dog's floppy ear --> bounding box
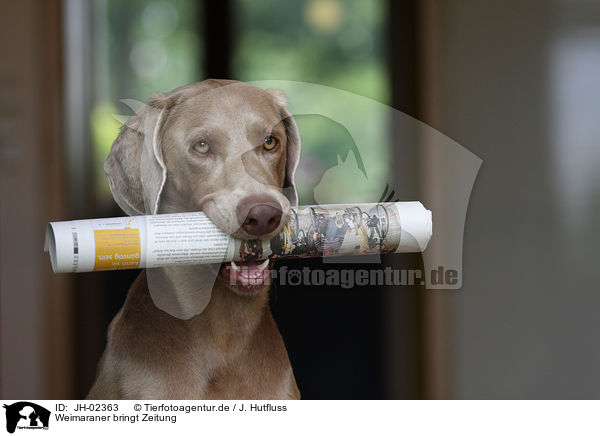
[104,90,184,215]
[266,89,301,207]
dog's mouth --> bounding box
[218,259,272,291]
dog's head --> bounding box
[105,80,301,295]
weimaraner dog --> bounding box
[87,80,301,399]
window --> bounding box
[233,0,390,205]
[89,0,202,203]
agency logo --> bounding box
[2,402,50,433]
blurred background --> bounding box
[1,0,600,399]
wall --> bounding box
[0,0,74,399]
[426,0,600,398]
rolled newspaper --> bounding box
[44,202,432,273]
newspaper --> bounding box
[44,202,432,273]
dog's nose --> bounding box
[237,195,282,237]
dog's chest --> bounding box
[126,359,291,400]
[120,339,293,400]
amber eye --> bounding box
[263,135,279,151]
[192,141,210,154]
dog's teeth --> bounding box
[257,259,270,271]
[230,261,240,272]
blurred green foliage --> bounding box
[101,0,201,101]
[90,102,121,198]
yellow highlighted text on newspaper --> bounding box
[93,228,141,270]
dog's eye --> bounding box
[192,141,210,154]
[263,136,279,151]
